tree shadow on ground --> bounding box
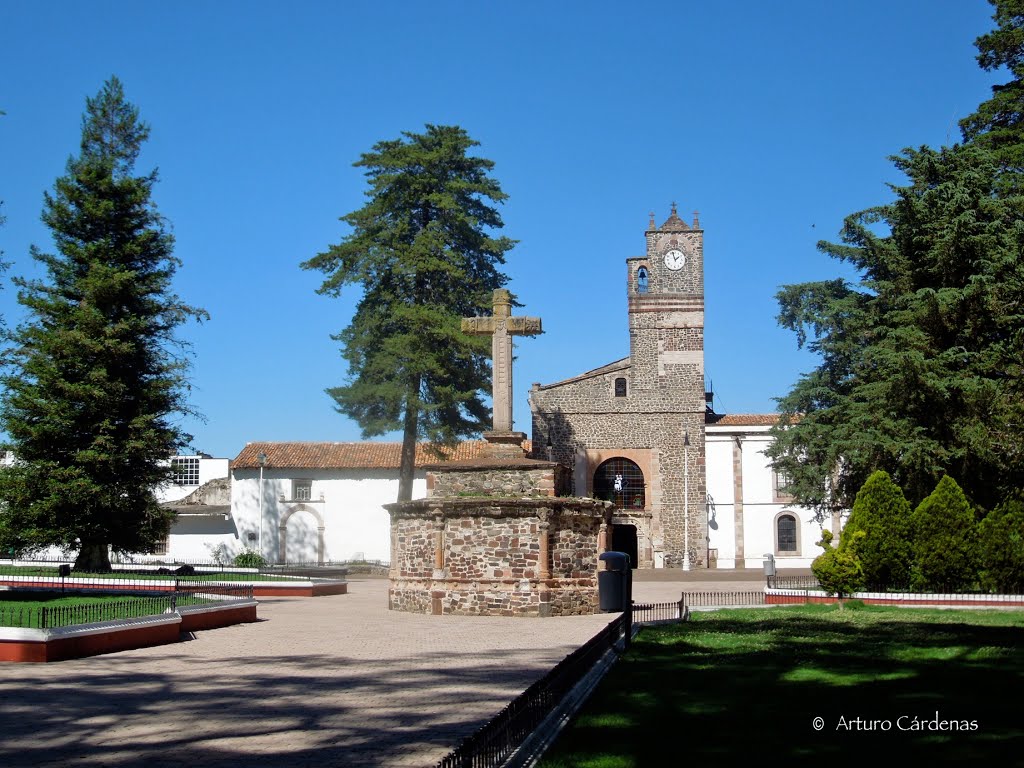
[540,607,1024,767]
[0,636,590,767]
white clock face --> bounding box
[664,248,686,271]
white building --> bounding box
[706,415,841,569]
[198,441,501,565]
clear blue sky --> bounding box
[0,0,1001,459]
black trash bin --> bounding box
[598,551,632,612]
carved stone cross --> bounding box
[462,289,542,434]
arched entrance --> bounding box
[610,523,638,569]
[593,457,646,510]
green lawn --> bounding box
[539,604,1024,767]
[0,592,213,628]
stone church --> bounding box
[529,205,836,570]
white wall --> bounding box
[706,426,836,569]
[705,435,736,566]
[230,468,425,564]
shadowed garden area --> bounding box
[539,604,1024,767]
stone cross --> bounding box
[462,289,542,434]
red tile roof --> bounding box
[231,440,530,470]
[707,413,786,426]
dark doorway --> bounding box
[611,524,638,570]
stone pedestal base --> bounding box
[482,431,528,458]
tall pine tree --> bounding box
[960,0,1024,190]
[0,78,206,571]
[302,125,514,501]
[767,142,1024,515]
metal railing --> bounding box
[436,613,629,768]
[682,590,767,608]
[632,599,687,624]
[0,580,253,629]
[0,595,176,629]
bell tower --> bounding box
[625,203,706,569]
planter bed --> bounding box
[0,597,258,662]
[0,574,346,598]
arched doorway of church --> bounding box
[593,457,645,510]
[611,523,638,570]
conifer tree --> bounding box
[960,0,1024,191]
[840,470,913,590]
[911,476,981,591]
[978,494,1024,593]
[767,143,1024,515]
[0,78,206,571]
[303,125,514,501]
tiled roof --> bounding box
[706,413,786,426]
[231,440,530,470]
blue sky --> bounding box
[0,1,1001,459]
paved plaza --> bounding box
[0,572,773,768]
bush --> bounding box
[233,550,267,568]
[911,475,980,591]
[979,495,1024,594]
[841,470,912,590]
[812,529,865,598]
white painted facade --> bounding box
[228,468,424,564]
[706,423,843,569]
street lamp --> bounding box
[257,452,268,556]
[683,429,692,571]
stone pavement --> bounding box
[0,572,778,768]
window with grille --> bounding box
[152,534,169,556]
[593,458,645,509]
[171,457,200,486]
[773,470,794,501]
[293,479,312,501]
[777,514,797,553]
[614,378,627,397]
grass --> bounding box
[538,604,1024,767]
[0,591,217,628]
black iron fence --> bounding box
[632,599,687,623]
[767,575,820,590]
[0,595,176,629]
[436,612,629,768]
[0,579,253,629]
[682,590,767,608]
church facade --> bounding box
[529,205,835,569]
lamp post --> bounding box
[683,429,692,571]
[257,452,268,557]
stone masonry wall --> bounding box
[428,467,557,499]
[387,499,607,616]
[445,514,541,580]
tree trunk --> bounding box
[397,380,421,502]
[74,542,112,573]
